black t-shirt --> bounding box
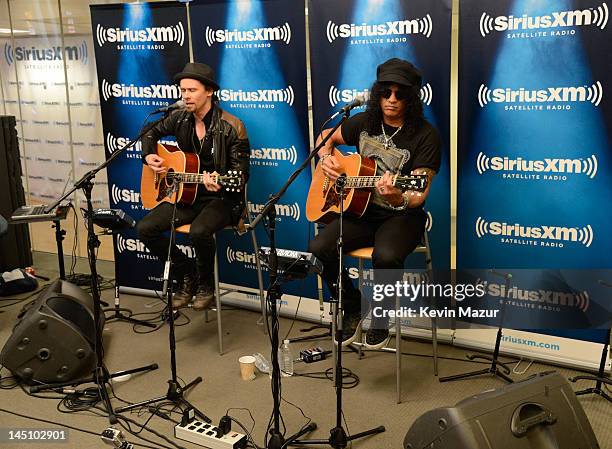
[340,112,441,175]
[339,112,441,217]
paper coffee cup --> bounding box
[239,355,256,381]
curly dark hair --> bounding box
[364,81,424,137]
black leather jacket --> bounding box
[141,104,250,223]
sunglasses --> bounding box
[381,87,409,101]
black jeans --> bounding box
[308,206,426,323]
[136,196,232,284]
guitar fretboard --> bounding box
[166,172,219,184]
[344,176,384,189]
[345,175,427,188]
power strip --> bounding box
[175,420,247,449]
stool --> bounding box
[348,229,438,404]
[175,213,265,355]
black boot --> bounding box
[192,273,215,311]
[172,271,198,308]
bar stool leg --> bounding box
[396,294,402,404]
[358,258,365,359]
[213,249,223,355]
[250,229,267,332]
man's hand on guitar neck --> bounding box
[145,154,167,174]
[202,171,221,192]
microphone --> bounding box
[153,100,185,114]
[330,95,366,120]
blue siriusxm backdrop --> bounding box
[308,0,452,271]
[190,0,315,299]
[91,2,189,290]
[458,0,612,343]
[89,0,610,348]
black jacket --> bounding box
[141,104,250,223]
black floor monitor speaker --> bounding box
[0,279,104,384]
[404,371,600,449]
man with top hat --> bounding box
[308,58,441,349]
[138,62,250,311]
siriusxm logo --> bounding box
[250,146,297,165]
[328,83,433,107]
[326,16,433,42]
[111,184,140,205]
[95,23,185,46]
[106,132,142,154]
[479,280,590,312]
[218,86,294,106]
[116,234,194,258]
[328,86,370,107]
[4,41,88,65]
[248,202,301,221]
[476,152,598,179]
[226,247,259,265]
[101,79,180,102]
[204,23,291,46]
[479,3,609,36]
[478,82,603,107]
[475,217,594,247]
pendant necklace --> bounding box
[381,122,402,150]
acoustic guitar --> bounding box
[140,143,242,210]
[306,152,428,223]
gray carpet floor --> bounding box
[0,253,610,449]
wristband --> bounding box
[388,193,409,210]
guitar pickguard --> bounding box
[322,185,348,212]
[156,170,175,202]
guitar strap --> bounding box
[359,132,410,210]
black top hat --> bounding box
[376,58,422,88]
[174,62,219,91]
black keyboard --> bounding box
[10,204,68,223]
[259,247,323,279]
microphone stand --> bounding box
[28,113,168,422]
[439,270,514,383]
[570,280,612,402]
[246,106,383,449]
[115,181,211,423]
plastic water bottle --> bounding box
[279,339,294,377]
[253,352,271,375]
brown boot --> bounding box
[172,271,198,308]
[192,283,215,311]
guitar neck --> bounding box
[342,174,427,192]
[167,172,221,184]
[343,175,392,188]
